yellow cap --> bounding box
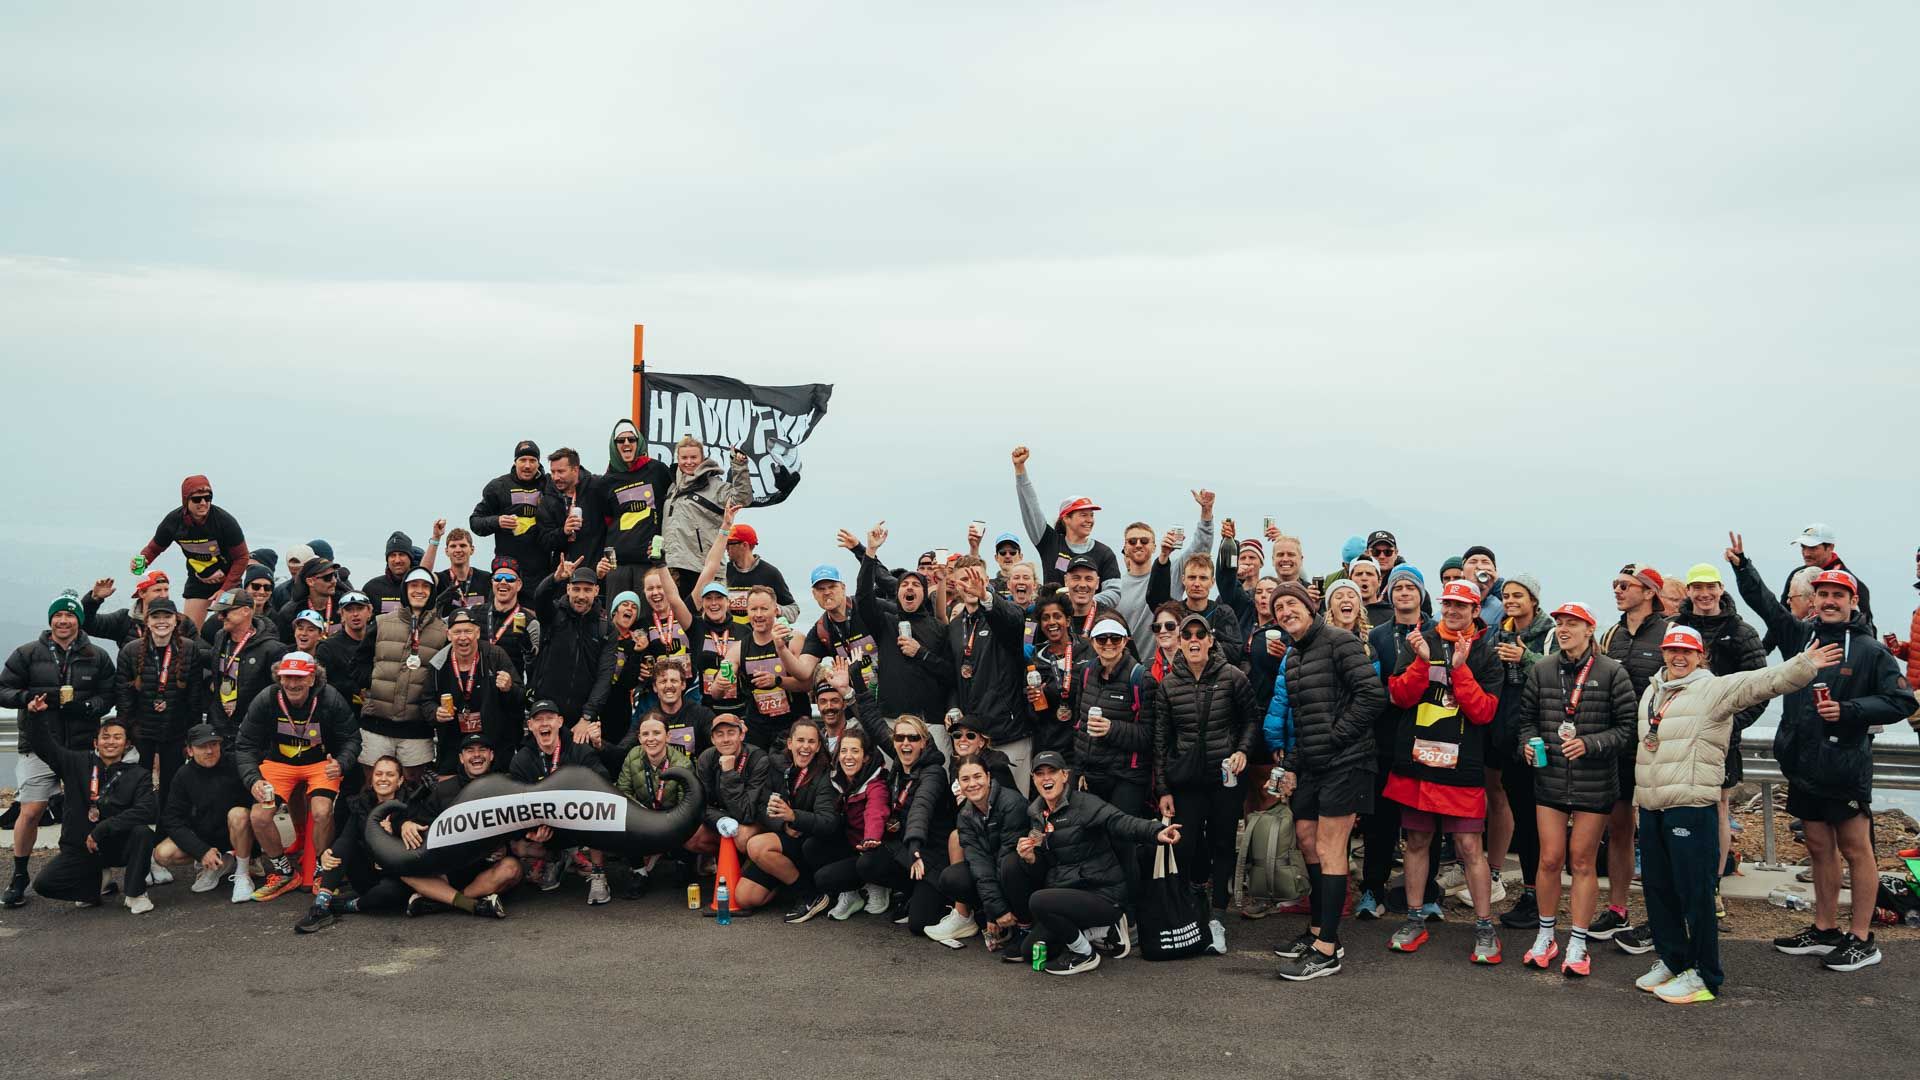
[1684,563,1722,586]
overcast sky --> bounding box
[2,3,1916,624]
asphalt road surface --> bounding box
[2,863,1915,1080]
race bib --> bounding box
[1412,738,1460,769]
[752,687,791,717]
[458,709,483,735]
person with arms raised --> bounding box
[662,434,755,602]
[1011,445,1119,589]
[946,559,1034,788]
[82,569,189,646]
[850,522,953,732]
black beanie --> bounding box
[386,531,413,557]
[1463,545,1497,565]
[514,439,540,461]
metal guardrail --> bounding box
[1740,741,1920,870]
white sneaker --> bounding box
[586,872,611,906]
[1654,968,1715,1004]
[828,890,863,921]
[191,856,232,893]
[1454,879,1507,906]
[231,872,256,904]
[146,863,174,887]
[1434,863,1466,893]
[1207,918,1227,955]
[1636,959,1678,993]
[124,893,154,914]
[862,884,891,915]
[923,909,973,942]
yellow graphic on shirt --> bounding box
[513,516,536,536]
[179,537,220,575]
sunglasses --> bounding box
[1370,546,1395,556]
[187,494,212,504]
[893,733,924,744]
[1611,580,1638,592]
[1123,537,1155,546]
[247,582,272,591]
[1180,627,1213,640]
[953,729,983,740]
[1092,635,1127,644]
[614,436,638,445]
[493,573,519,583]
[1153,621,1178,632]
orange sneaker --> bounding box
[1522,938,1559,969]
[1561,953,1592,977]
[251,872,301,903]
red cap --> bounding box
[1660,626,1705,652]
[1551,602,1598,627]
[1056,497,1101,519]
[134,569,170,595]
[727,524,759,547]
[1622,563,1664,592]
[1439,580,1482,607]
[275,653,318,679]
[1811,569,1858,595]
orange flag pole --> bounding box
[631,324,646,436]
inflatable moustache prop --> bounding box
[363,765,703,876]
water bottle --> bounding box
[1767,885,1810,911]
[716,882,732,925]
[1903,909,1920,928]
[1030,939,1047,972]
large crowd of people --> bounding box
[3,433,1915,1000]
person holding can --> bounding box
[1632,625,1836,1002]
[1511,602,1637,976]
[737,716,842,918]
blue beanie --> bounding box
[609,590,641,615]
[1341,536,1365,565]
[1387,564,1426,598]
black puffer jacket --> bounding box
[1151,652,1258,791]
[855,554,954,721]
[0,630,116,751]
[115,633,212,743]
[957,781,1031,919]
[1027,789,1165,905]
[891,742,954,862]
[207,616,288,741]
[1281,617,1387,775]
[1601,611,1670,702]
[1067,658,1154,784]
[1673,595,1769,754]
[529,574,609,721]
[694,743,773,829]
[1735,557,1912,803]
[1512,647,1637,813]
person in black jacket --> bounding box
[234,652,361,903]
[0,593,117,905]
[947,560,1034,786]
[1358,567,1433,920]
[21,711,157,912]
[1147,552,1245,669]
[206,591,287,742]
[509,702,615,903]
[539,447,608,571]
[82,569,189,646]
[314,592,376,715]
[852,528,953,734]
[1512,602,1637,974]
[529,559,610,724]
[1269,582,1388,982]
[598,419,675,598]
[395,739,520,919]
[691,711,772,861]
[470,439,556,584]
[1151,612,1258,944]
[856,714,956,935]
[739,717,842,917]
[474,558,540,682]
[114,598,210,810]
[1731,537,1912,969]
[1594,562,1670,950]
[294,753,415,932]
[932,755,1030,950]
[1068,619,1155,817]
[1012,753,1180,975]
[151,723,254,899]
[429,608,524,777]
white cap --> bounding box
[1089,618,1130,639]
[1793,523,1837,547]
[286,543,317,564]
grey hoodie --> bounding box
[663,457,755,573]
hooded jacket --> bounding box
[362,605,451,740]
[0,630,115,751]
[139,475,249,594]
[115,632,212,744]
[1280,617,1387,775]
[835,753,891,848]
[470,464,557,583]
[887,741,953,862]
[694,741,773,830]
[957,780,1032,919]
[597,420,676,566]
[1512,646,1637,813]
[206,615,287,741]
[1635,650,1819,811]
[856,554,955,722]
[1151,651,1257,791]
[663,455,754,573]
[1026,788,1165,905]
[21,712,153,853]
[1735,556,1912,802]
[232,682,362,789]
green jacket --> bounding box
[617,744,693,810]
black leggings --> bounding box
[317,854,406,910]
[1031,888,1123,953]
[806,835,861,896]
[856,841,950,934]
[138,736,187,813]
[1169,782,1241,910]
[34,830,156,901]
[936,852,1036,923]
[1501,762,1540,886]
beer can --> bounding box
[1812,682,1832,705]
[718,660,735,684]
[1527,737,1547,768]
[603,546,617,569]
[568,505,583,524]
[898,620,912,641]
[686,883,702,909]
[649,535,665,561]
[1087,707,1103,721]
[441,694,454,712]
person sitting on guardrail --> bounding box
[1728,533,1913,975]
[1633,626,1839,1004]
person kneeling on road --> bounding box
[152,722,255,903]
[391,738,519,920]
[21,709,156,913]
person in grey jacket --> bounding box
[662,435,754,600]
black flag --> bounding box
[642,373,832,507]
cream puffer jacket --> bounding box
[1634,649,1817,811]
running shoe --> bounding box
[1275,947,1342,981]
[473,894,507,919]
[862,884,891,915]
[999,927,1033,964]
[1714,886,1726,921]
[1418,900,1444,922]
[1207,918,1227,955]
[1654,968,1715,1004]
[123,893,154,915]
[827,890,864,921]
[1637,960,1677,992]
[1435,863,1466,893]
[621,873,652,901]
[586,872,611,905]
[1471,926,1502,965]
[1240,897,1276,920]
[251,872,301,903]
[192,856,232,893]
[568,849,596,877]
[1522,938,1560,969]
[1773,924,1844,956]
[1096,915,1131,959]
[784,893,832,924]
[1498,890,1539,929]
[146,863,174,887]
[1274,930,1319,959]
[1274,895,1313,915]
[1389,918,1430,953]
[1560,952,1591,977]
[1,874,28,908]
[230,871,255,904]
[404,893,448,917]
[1613,923,1655,955]
[1045,948,1101,976]
[532,858,563,892]
[1586,908,1628,940]
[294,905,336,934]
[1822,934,1883,972]
[1354,890,1382,920]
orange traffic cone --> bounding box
[707,835,742,911]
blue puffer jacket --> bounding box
[1263,646,1382,761]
